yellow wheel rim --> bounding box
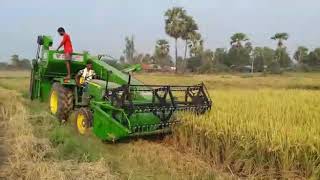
[77,113,87,135]
[50,90,58,114]
[79,77,85,84]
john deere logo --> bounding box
[53,53,83,61]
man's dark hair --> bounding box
[87,59,93,65]
[57,27,65,33]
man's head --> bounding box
[57,27,65,36]
[86,60,93,70]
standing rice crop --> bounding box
[174,89,320,179]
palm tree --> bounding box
[155,39,170,57]
[165,7,186,73]
[188,32,203,57]
[123,36,135,64]
[271,33,289,48]
[230,33,249,48]
[154,39,171,67]
[294,46,308,64]
[181,15,198,59]
[271,33,289,65]
[229,33,250,66]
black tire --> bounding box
[74,108,93,135]
[49,82,74,121]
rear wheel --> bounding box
[49,83,74,121]
[75,108,93,135]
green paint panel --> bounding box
[41,50,87,77]
[129,113,161,129]
[92,58,143,86]
[40,81,52,102]
[88,80,122,101]
[92,105,130,141]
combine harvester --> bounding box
[30,35,212,141]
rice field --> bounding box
[136,73,320,179]
[173,90,320,178]
[1,71,320,179]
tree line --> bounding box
[120,7,320,73]
[0,55,31,70]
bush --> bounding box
[212,63,231,72]
[267,61,282,74]
[50,126,100,162]
[291,64,312,72]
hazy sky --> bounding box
[0,0,319,62]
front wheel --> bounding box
[75,108,93,135]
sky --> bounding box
[0,0,319,62]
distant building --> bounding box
[141,64,161,72]
[141,64,175,72]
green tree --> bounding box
[252,47,264,72]
[9,55,31,69]
[188,32,203,57]
[154,39,172,67]
[261,47,275,66]
[294,46,309,64]
[307,48,320,66]
[252,47,275,72]
[155,39,170,57]
[20,59,31,69]
[275,47,291,67]
[271,33,289,48]
[227,33,251,67]
[271,33,291,68]
[186,56,201,72]
[230,33,249,47]
[165,7,187,72]
[123,36,135,64]
[10,54,20,67]
[214,48,228,65]
[198,49,214,73]
[181,15,198,59]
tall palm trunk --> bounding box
[175,38,178,73]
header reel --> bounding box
[107,83,212,122]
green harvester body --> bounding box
[30,35,212,141]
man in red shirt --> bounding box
[56,27,73,80]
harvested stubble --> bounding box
[174,89,320,179]
[0,88,117,180]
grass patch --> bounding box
[50,126,101,162]
[24,100,103,162]
[240,73,254,78]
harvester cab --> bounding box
[30,35,212,141]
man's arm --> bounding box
[92,71,97,79]
[56,35,66,51]
[75,70,83,86]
